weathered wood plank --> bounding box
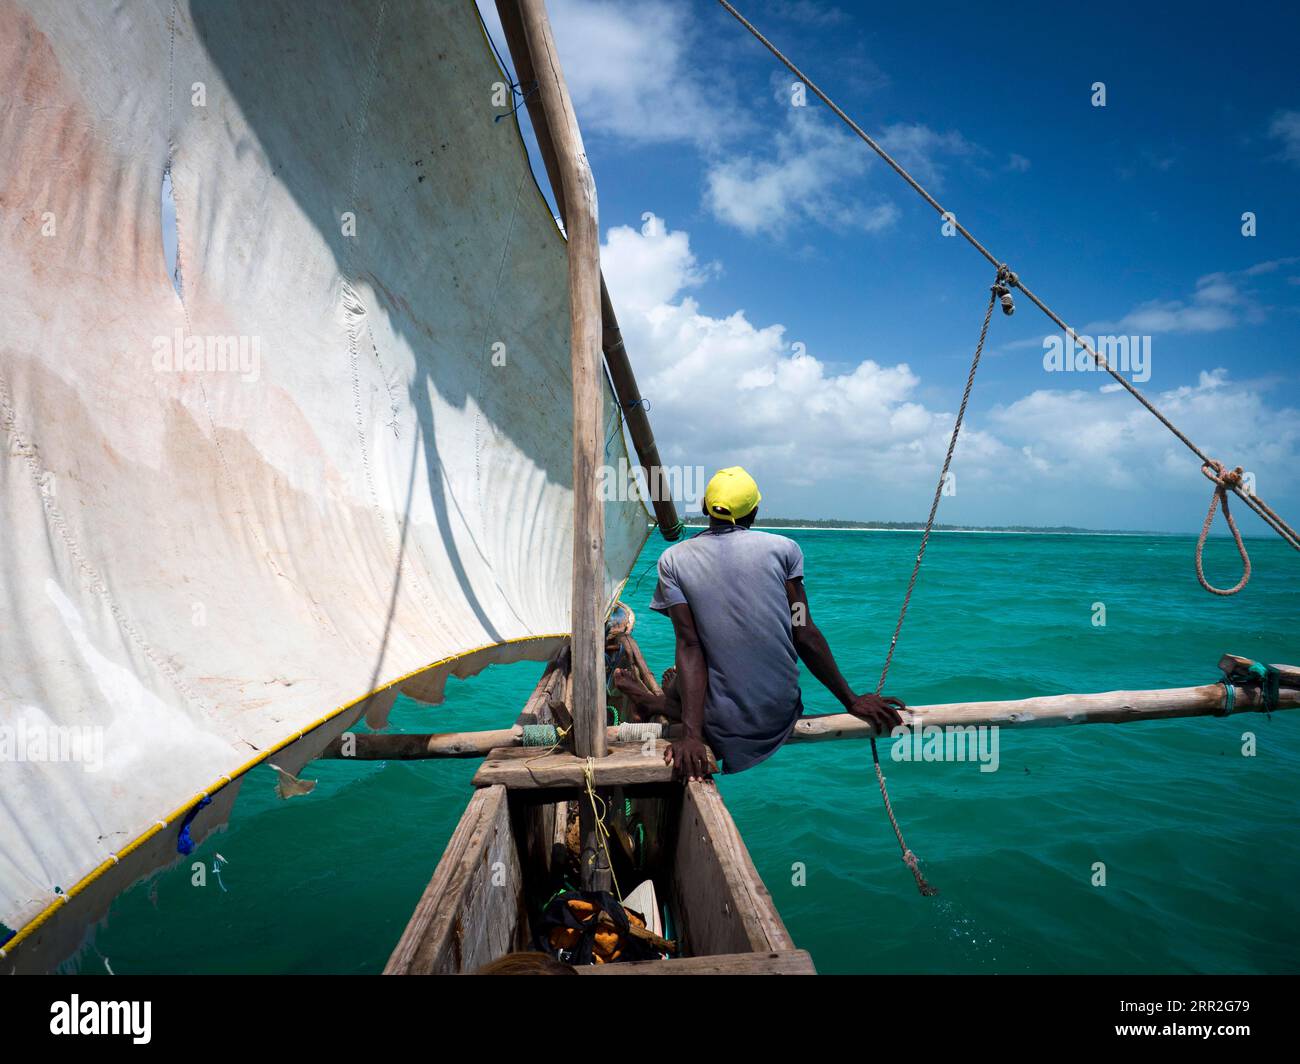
[321,722,661,761]
[321,727,522,760]
[1218,654,1300,688]
[472,741,715,789]
[672,781,795,956]
[577,950,816,975]
[384,786,524,975]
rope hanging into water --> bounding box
[715,0,1300,590]
[863,273,1002,897]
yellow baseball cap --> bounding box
[704,466,762,523]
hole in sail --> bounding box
[160,166,182,299]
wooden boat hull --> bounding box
[384,778,814,975]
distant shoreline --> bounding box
[675,519,1209,537]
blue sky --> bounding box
[479,0,1299,533]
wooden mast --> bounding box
[495,0,682,542]
[511,0,610,890]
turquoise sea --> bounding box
[77,531,1299,974]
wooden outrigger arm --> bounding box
[320,659,1299,765]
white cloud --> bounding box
[602,217,1299,526]
[602,214,1005,498]
[703,108,900,237]
[875,123,977,187]
[475,0,733,146]
[1089,266,1275,335]
[544,0,735,146]
[990,368,1300,499]
[600,215,714,311]
[1268,109,1300,165]
[702,99,977,239]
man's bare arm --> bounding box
[664,602,712,780]
[785,578,904,732]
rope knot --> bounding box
[1202,460,1244,491]
[992,265,1016,315]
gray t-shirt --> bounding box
[650,527,804,772]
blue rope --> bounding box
[176,795,212,855]
[603,398,652,456]
[494,81,538,123]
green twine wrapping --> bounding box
[521,724,559,747]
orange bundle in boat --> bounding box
[548,926,581,951]
[537,889,660,966]
[565,898,596,921]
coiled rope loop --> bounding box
[1195,460,1251,596]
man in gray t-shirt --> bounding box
[626,467,904,779]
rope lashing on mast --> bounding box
[583,758,623,901]
[714,0,1300,593]
[863,269,1006,897]
[1195,461,1251,595]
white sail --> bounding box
[0,0,649,972]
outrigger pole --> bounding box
[321,657,1300,762]
[495,0,682,542]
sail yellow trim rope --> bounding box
[0,632,568,962]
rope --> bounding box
[715,0,1300,573]
[493,81,538,123]
[1261,665,1281,713]
[1195,462,1251,595]
[860,274,1001,897]
[583,758,622,901]
[616,722,662,742]
[524,723,569,762]
[175,794,213,856]
[521,723,560,746]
